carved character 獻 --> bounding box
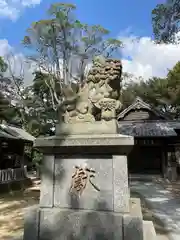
[70,166,100,197]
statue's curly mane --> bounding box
[62,56,122,123]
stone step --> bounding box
[155,236,169,240]
[143,220,157,240]
[130,197,143,219]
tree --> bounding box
[0,53,44,132]
[121,62,180,118]
[0,53,34,127]
[0,56,9,95]
[29,71,58,136]
[152,0,180,43]
[121,78,146,109]
[0,53,56,136]
[165,61,180,116]
[0,56,14,122]
[0,56,8,75]
[0,93,11,123]
[122,75,173,111]
[22,2,123,110]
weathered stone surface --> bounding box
[121,197,144,240]
[123,214,144,240]
[40,155,55,207]
[23,202,146,240]
[54,155,113,211]
[35,134,134,149]
[53,154,130,213]
[113,155,129,213]
[23,206,39,240]
[36,134,134,215]
[39,208,123,240]
[130,198,143,219]
[143,221,156,240]
[60,57,122,127]
[55,120,118,135]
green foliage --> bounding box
[122,61,180,118]
[17,71,59,137]
[122,77,170,110]
[33,71,61,98]
[152,1,180,43]
[32,150,43,167]
[0,56,8,75]
[0,92,11,122]
[0,56,15,122]
[166,61,180,115]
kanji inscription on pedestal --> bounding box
[70,165,100,196]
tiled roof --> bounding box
[118,121,180,137]
[0,129,17,139]
[7,125,35,142]
[0,124,35,142]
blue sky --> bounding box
[1,0,179,84]
[0,0,165,48]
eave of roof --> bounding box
[0,129,17,139]
[0,124,35,142]
[118,121,180,137]
[117,97,171,121]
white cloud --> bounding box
[0,39,34,86]
[22,0,41,6]
[1,30,180,88]
[0,0,42,20]
[0,39,12,55]
[121,33,180,82]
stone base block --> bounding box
[23,206,146,240]
[143,221,157,240]
[130,198,143,219]
[123,214,144,240]
[23,206,39,240]
[55,121,118,135]
[39,208,123,240]
[24,207,123,240]
[122,198,144,240]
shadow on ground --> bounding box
[131,190,170,236]
[130,175,180,240]
[0,187,39,240]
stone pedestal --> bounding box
[23,134,154,240]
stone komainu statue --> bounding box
[61,56,122,124]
